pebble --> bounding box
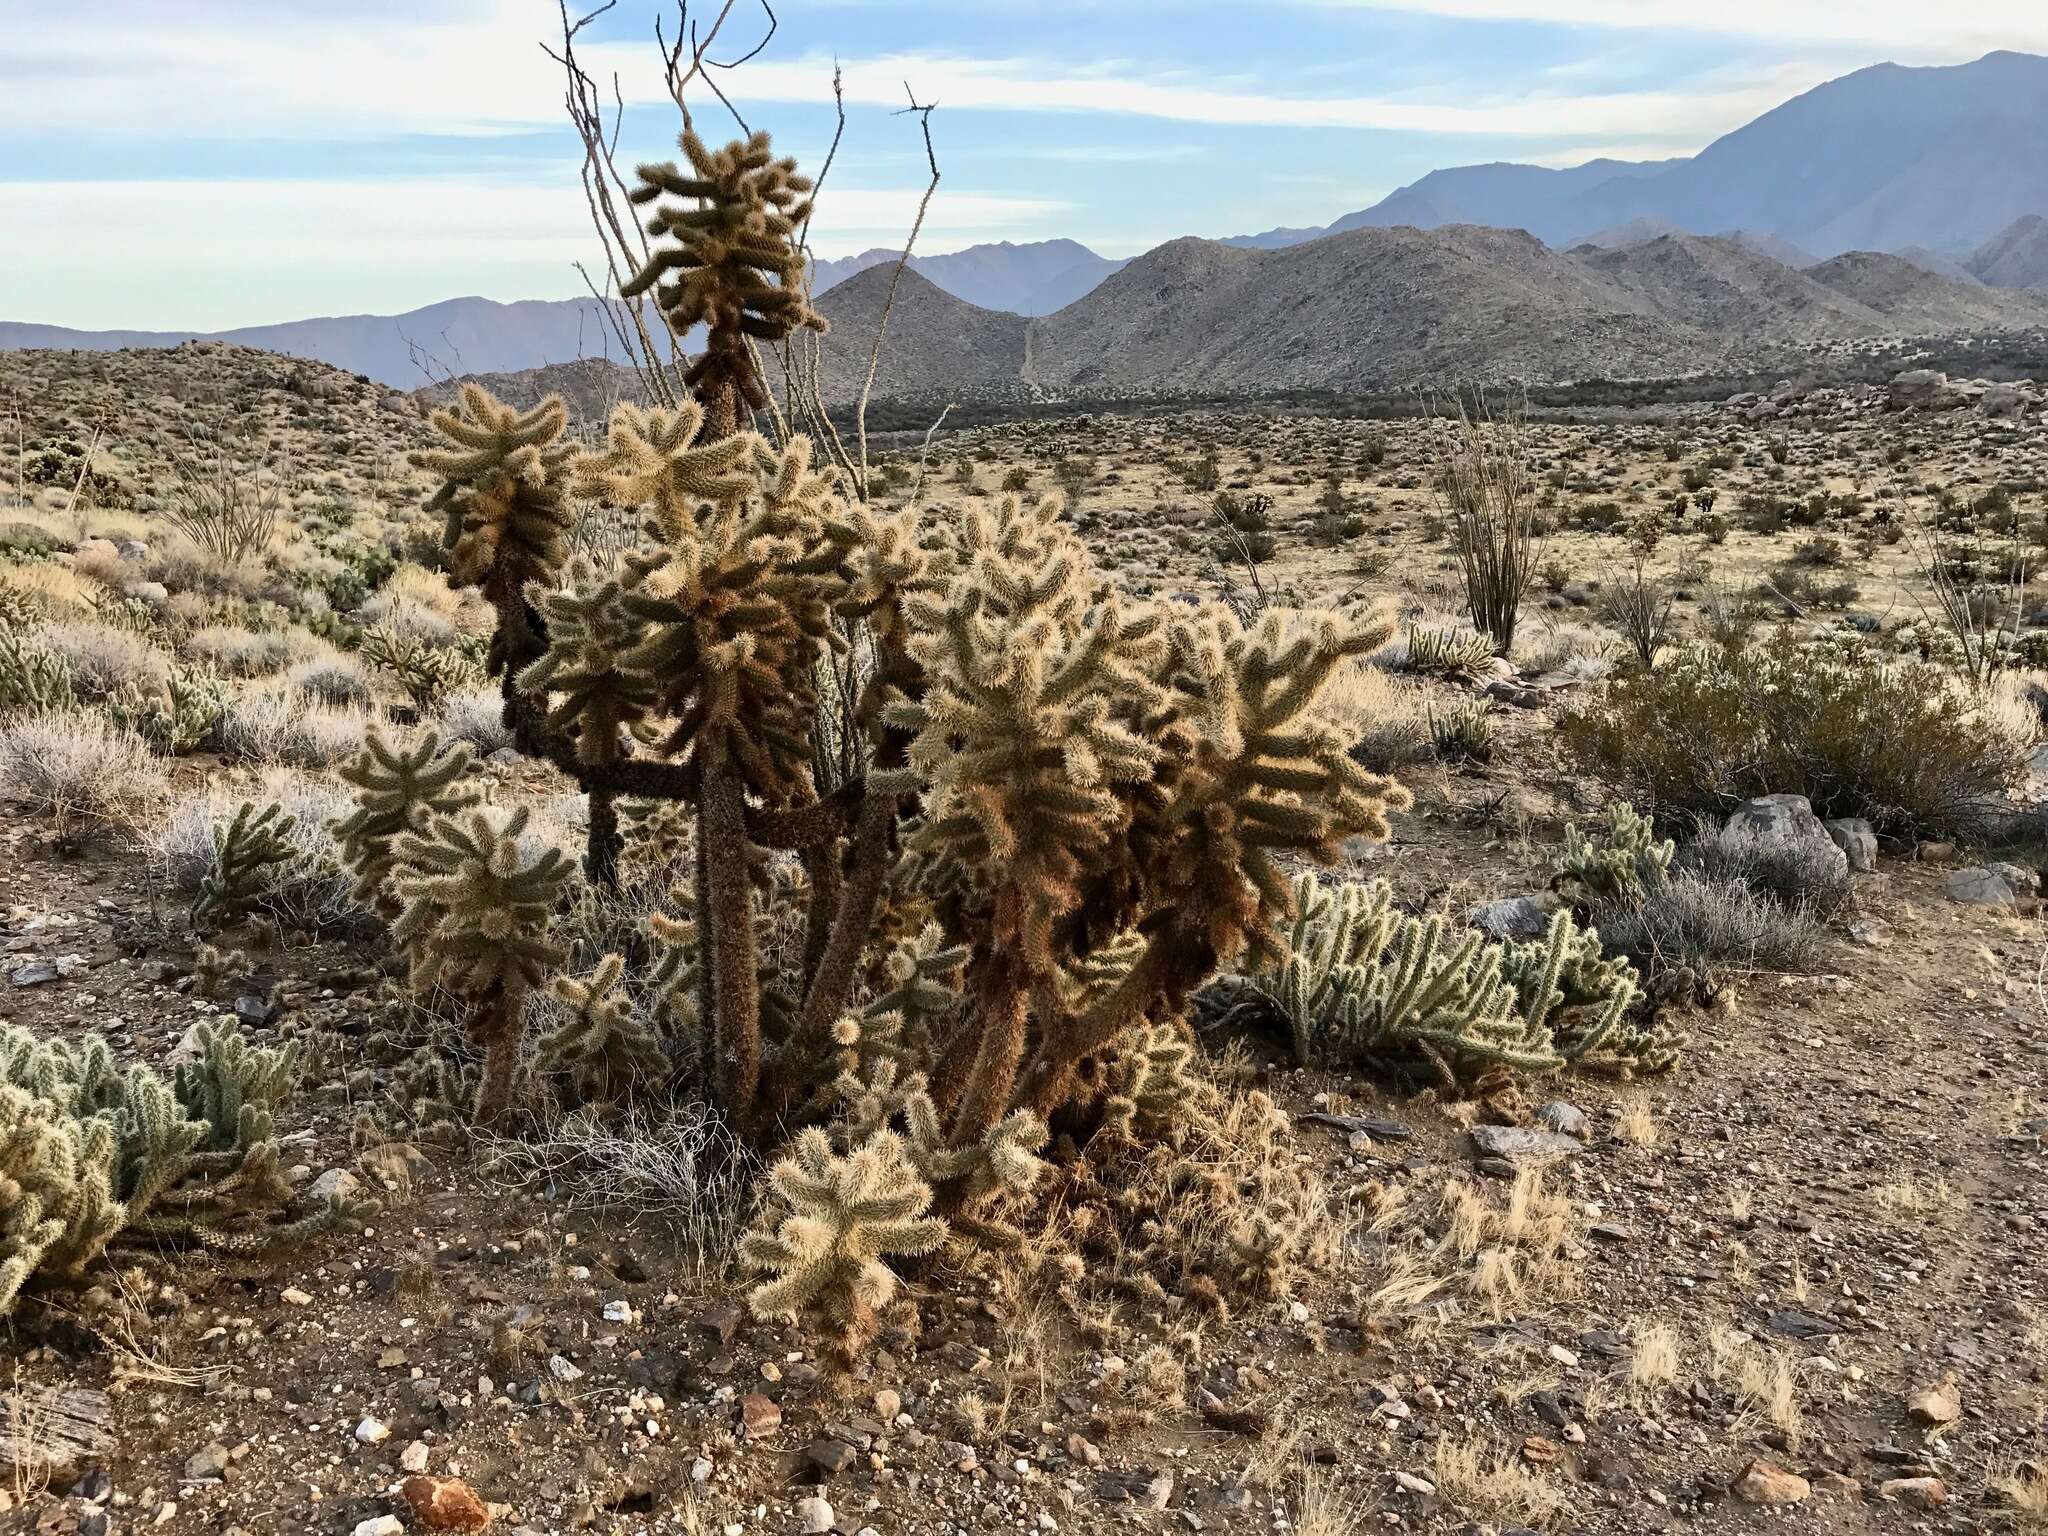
[351,1519,404,1536]
[355,1416,391,1445]
[183,1444,230,1482]
[280,1287,313,1307]
[796,1495,835,1534]
[400,1440,431,1473]
[400,1474,491,1531]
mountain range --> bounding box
[7,50,2048,391]
[785,226,2048,405]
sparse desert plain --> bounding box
[0,328,2046,1536]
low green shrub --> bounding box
[1561,631,2026,839]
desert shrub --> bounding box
[0,1018,365,1314]
[286,652,376,708]
[1561,632,2027,839]
[182,623,313,678]
[37,620,171,702]
[218,691,371,767]
[1515,618,1617,680]
[1594,870,1830,989]
[0,710,167,843]
[436,685,515,756]
[1241,873,1673,1084]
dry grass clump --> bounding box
[0,710,168,841]
[1357,1170,1582,1335]
[1628,1320,1681,1394]
[37,620,171,701]
[285,652,376,708]
[0,561,98,618]
[1995,1462,2048,1532]
[1708,1324,1804,1448]
[1432,1432,1563,1528]
[216,690,374,767]
[357,562,486,645]
[182,623,320,678]
[1596,869,1831,987]
[436,686,515,756]
[1294,1464,1366,1536]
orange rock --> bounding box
[401,1475,490,1532]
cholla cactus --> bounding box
[1251,872,1669,1086]
[0,1020,362,1313]
[0,624,73,716]
[108,663,227,754]
[332,730,478,914]
[193,801,297,931]
[620,128,826,431]
[390,807,574,1123]
[535,953,668,1104]
[1553,802,1674,905]
[410,385,576,597]
[1404,624,1495,682]
[740,1125,946,1381]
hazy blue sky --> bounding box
[6,1,2045,329]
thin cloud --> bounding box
[0,178,1073,330]
[1314,1,2048,59]
[5,3,1815,149]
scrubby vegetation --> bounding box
[2,39,2047,1536]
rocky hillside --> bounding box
[1804,250,2048,331]
[1569,235,1877,343]
[1970,214,2048,290]
[795,265,1031,407]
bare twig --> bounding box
[853,84,941,498]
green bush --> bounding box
[1561,631,2026,839]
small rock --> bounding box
[1392,1470,1435,1495]
[280,1287,313,1307]
[872,1388,902,1420]
[1468,895,1556,941]
[1469,1125,1583,1166]
[1879,1476,1947,1509]
[1907,1378,1961,1426]
[795,1495,835,1535]
[355,1416,391,1445]
[183,1444,230,1482]
[545,1354,583,1383]
[1534,1101,1588,1138]
[400,1441,431,1474]
[1948,865,2023,907]
[351,1519,404,1536]
[311,1168,361,1202]
[740,1392,782,1438]
[1731,1458,1810,1505]
[10,962,59,988]
[401,1475,492,1531]
[1823,818,1877,873]
[806,1438,857,1477]
[1299,1112,1413,1142]
[601,1300,633,1325]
